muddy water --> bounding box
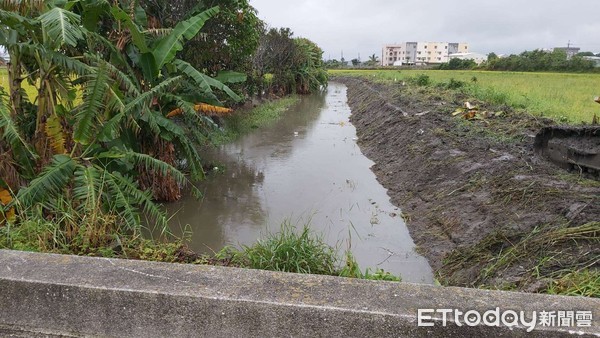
[167,82,434,283]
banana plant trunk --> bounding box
[7,50,22,119]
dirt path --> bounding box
[336,77,599,293]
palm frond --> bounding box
[105,170,168,232]
[153,6,219,69]
[74,62,110,145]
[45,48,93,76]
[95,114,123,144]
[0,9,38,34]
[123,75,182,116]
[175,136,205,182]
[105,86,126,114]
[39,7,84,48]
[103,171,141,231]
[73,164,102,214]
[124,150,187,187]
[173,59,241,102]
[214,70,247,84]
[17,154,76,206]
[85,53,141,97]
[0,95,37,159]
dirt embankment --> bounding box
[337,77,599,293]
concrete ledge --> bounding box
[0,250,598,337]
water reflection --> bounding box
[166,83,434,283]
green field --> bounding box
[330,69,600,123]
[0,68,38,101]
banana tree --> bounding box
[107,3,245,201]
[0,0,246,242]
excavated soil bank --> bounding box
[337,77,599,293]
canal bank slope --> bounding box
[337,77,600,294]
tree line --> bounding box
[438,49,598,72]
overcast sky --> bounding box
[249,0,600,60]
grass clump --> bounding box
[235,221,338,275]
[547,269,600,298]
[229,221,401,281]
[233,221,338,275]
[210,96,299,145]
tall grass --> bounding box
[330,69,600,123]
[234,220,338,275]
[228,221,401,281]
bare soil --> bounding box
[336,77,600,292]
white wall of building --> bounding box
[382,42,469,66]
[448,52,486,65]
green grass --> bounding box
[547,269,600,298]
[330,69,600,123]
[225,221,401,281]
[232,221,339,275]
[209,95,300,145]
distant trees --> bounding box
[483,49,595,72]
[324,59,342,69]
[577,51,595,57]
[363,54,380,67]
[438,58,477,70]
[324,53,380,69]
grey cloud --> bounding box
[250,0,599,60]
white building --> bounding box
[382,42,469,66]
[447,52,487,65]
[582,56,600,67]
[0,46,9,64]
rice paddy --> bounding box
[330,69,600,123]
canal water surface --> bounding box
[167,82,434,284]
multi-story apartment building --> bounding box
[382,42,469,66]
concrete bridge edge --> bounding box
[0,250,598,337]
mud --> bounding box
[336,77,600,292]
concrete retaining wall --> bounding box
[0,250,598,337]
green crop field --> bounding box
[330,69,600,123]
[0,68,39,100]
